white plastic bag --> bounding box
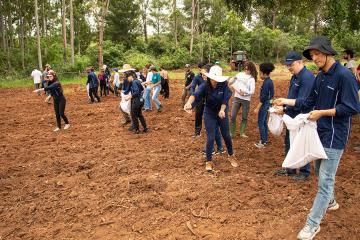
[120,92,131,115]
[282,114,327,169]
[86,84,90,98]
[267,107,284,136]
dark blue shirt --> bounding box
[295,61,360,149]
[286,66,315,118]
[130,79,144,98]
[190,74,205,95]
[44,81,64,101]
[87,72,98,88]
[260,77,274,104]
[192,81,232,115]
[122,78,131,94]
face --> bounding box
[309,49,327,69]
[210,79,217,86]
[244,66,250,74]
[48,75,54,81]
[127,75,134,81]
[259,71,266,80]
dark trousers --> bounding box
[195,99,205,135]
[204,111,233,162]
[284,129,311,176]
[258,101,270,144]
[100,82,107,96]
[89,87,100,102]
[54,97,69,128]
[130,97,147,131]
[161,79,170,98]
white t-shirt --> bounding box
[113,72,120,87]
[232,72,255,101]
[146,72,153,83]
[31,69,42,84]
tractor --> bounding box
[230,51,247,71]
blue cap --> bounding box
[113,68,118,72]
[284,51,302,65]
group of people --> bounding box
[183,36,360,240]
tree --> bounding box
[189,0,195,55]
[138,0,150,43]
[98,0,109,69]
[61,0,67,62]
[70,0,74,65]
[35,0,42,69]
[149,0,170,35]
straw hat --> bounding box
[119,64,135,73]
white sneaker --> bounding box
[53,127,60,132]
[254,142,266,148]
[327,199,339,211]
[64,124,70,130]
[297,224,320,240]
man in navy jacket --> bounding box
[274,36,360,240]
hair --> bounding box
[145,64,151,69]
[202,64,213,73]
[198,62,205,69]
[259,62,275,75]
[344,49,354,58]
[125,70,137,79]
[244,61,258,81]
[50,72,63,92]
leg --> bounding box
[218,114,233,155]
[181,88,187,107]
[204,113,216,162]
[130,99,140,131]
[138,101,147,130]
[164,80,169,98]
[214,126,223,151]
[230,98,241,137]
[152,85,162,109]
[89,88,95,102]
[94,87,101,102]
[59,97,69,124]
[240,99,250,136]
[306,148,343,228]
[194,99,205,135]
[53,100,61,128]
[258,103,269,144]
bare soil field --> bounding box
[1,74,360,240]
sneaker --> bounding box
[254,142,266,148]
[227,154,239,168]
[274,169,288,176]
[192,133,201,138]
[292,174,309,181]
[297,224,320,240]
[214,149,226,155]
[143,127,149,133]
[64,124,70,130]
[121,120,131,126]
[202,150,215,155]
[53,127,60,132]
[327,199,339,211]
[205,161,214,172]
[240,134,248,138]
[133,129,140,134]
[157,106,163,112]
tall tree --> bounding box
[172,0,178,46]
[98,0,109,69]
[35,0,42,69]
[70,0,75,65]
[189,0,195,55]
[149,0,169,35]
[139,0,150,43]
[61,0,67,62]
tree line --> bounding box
[0,0,359,76]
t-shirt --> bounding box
[113,72,120,87]
[152,72,161,84]
[31,69,42,84]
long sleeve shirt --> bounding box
[87,72,98,88]
[44,81,64,101]
[185,71,195,87]
[285,66,315,118]
[130,79,144,98]
[232,72,255,101]
[190,74,205,95]
[259,77,274,104]
[122,78,131,94]
[192,82,232,115]
[295,61,360,149]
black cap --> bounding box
[303,36,337,60]
[284,51,302,65]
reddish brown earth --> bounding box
[1,75,360,240]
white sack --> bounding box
[268,107,284,136]
[120,92,131,115]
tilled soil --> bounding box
[1,76,360,240]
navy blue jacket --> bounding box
[44,82,64,101]
[286,66,315,118]
[192,81,232,115]
[87,72,98,88]
[260,77,274,104]
[122,78,131,94]
[295,61,360,149]
[130,79,144,98]
[190,74,205,95]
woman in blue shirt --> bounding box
[184,65,238,172]
[254,63,275,148]
[149,66,163,112]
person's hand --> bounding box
[218,110,225,119]
[274,106,284,115]
[273,98,287,106]
[254,108,259,114]
[308,110,323,121]
[184,102,193,113]
[239,90,246,96]
[33,88,44,93]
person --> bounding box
[143,64,153,111]
[119,64,136,129]
[160,67,170,99]
[343,49,357,76]
[190,63,206,137]
[42,64,52,103]
[149,66,163,112]
[228,61,257,138]
[123,71,148,134]
[113,68,120,97]
[184,65,239,172]
[103,65,112,95]
[86,67,100,103]
[31,68,42,96]
[273,36,360,240]
[254,63,275,148]
[182,64,194,107]
[272,51,316,181]
[98,68,107,97]
[34,70,70,131]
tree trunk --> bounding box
[78,20,81,55]
[20,8,25,70]
[0,1,5,51]
[42,1,46,36]
[98,0,109,69]
[141,0,149,43]
[35,0,42,69]
[190,0,195,55]
[70,0,74,65]
[62,0,67,63]
[196,0,200,36]
[173,0,178,47]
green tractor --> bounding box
[230,51,247,71]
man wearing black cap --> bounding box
[274,36,360,240]
[274,51,315,181]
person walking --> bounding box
[182,64,194,107]
[34,70,70,131]
[98,68,107,97]
[143,64,153,111]
[274,36,360,240]
[31,68,42,96]
[42,64,52,103]
[86,67,100,103]
[254,63,275,148]
[228,61,258,138]
[184,65,238,172]
[113,68,120,97]
[149,66,163,112]
[274,51,315,181]
[160,67,170,99]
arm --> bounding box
[44,82,60,91]
[241,78,255,96]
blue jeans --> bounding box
[152,85,162,109]
[306,148,344,228]
[204,111,233,162]
[285,129,311,176]
[257,101,270,144]
[143,86,152,110]
[203,126,223,153]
